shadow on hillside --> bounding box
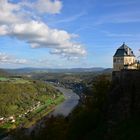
[0,127,10,139]
[0,115,66,140]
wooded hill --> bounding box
[0,80,61,117]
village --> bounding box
[0,101,41,126]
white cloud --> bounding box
[5,21,86,57]
[20,0,62,14]
[0,53,27,64]
[0,25,8,35]
[0,0,21,24]
[50,44,86,58]
[0,0,86,59]
[34,0,62,14]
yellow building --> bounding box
[113,43,137,71]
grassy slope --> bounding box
[0,78,64,132]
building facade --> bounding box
[113,43,137,71]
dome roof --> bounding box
[114,43,135,57]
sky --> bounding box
[0,0,140,68]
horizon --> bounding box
[0,66,110,70]
[0,0,140,68]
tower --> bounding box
[113,43,137,71]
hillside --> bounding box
[0,77,65,139]
[10,71,140,140]
[0,79,62,117]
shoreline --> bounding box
[22,95,65,128]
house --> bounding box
[0,117,4,125]
[11,119,16,123]
[0,117,4,121]
[8,116,16,123]
[113,43,138,71]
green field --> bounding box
[0,77,30,83]
[0,77,8,81]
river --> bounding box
[50,86,80,116]
[26,86,80,135]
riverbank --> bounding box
[22,94,65,128]
[0,94,65,138]
[1,86,80,140]
[23,87,80,137]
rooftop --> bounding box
[114,43,135,57]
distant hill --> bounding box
[5,67,106,74]
[0,69,10,77]
[102,68,112,73]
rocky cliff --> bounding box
[106,70,140,139]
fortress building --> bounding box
[113,43,137,71]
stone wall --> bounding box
[109,70,140,122]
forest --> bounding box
[0,80,62,117]
[10,74,140,140]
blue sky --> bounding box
[0,0,140,68]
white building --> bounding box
[113,43,137,71]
